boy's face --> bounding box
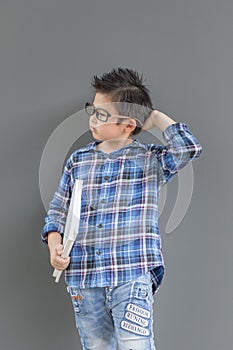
[88,93,136,141]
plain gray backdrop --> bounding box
[0,1,232,349]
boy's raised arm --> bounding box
[143,109,203,187]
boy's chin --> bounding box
[92,134,103,141]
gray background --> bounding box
[0,0,232,349]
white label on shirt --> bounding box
[121,320,150,336]
[126,303,150,319]
[125,311,149,327]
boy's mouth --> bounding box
[91,127,97,133]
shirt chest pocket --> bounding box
[84,158,148,209]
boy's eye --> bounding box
[98,110,108,116]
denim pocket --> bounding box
[131,280,150,300]
[68,287,87,316]
[129,273,153,306]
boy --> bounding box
[41,67,202,350]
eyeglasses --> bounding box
[84,102,143,126]
[85,102,111,122]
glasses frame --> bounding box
[84,102,144,127]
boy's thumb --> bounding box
[56,245,63,255]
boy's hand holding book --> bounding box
[48,232,70,271]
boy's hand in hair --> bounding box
[142,110,160,131]
[142,109,177,132]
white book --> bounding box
[53,179,83,283]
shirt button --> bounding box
[101,199,106,203]
[96,250,101,255]
[97,223,103,228]
[104,176,109,180]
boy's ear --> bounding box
[125,118,137,131]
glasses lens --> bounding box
[96,110,109,122]
[85,103,95,116]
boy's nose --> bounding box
[90,114,98,124]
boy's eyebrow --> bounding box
[94,103,111,110]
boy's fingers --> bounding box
[56,255,70,263]
[50,244,70,269]
[53,256,70,270]
[56,245,63,255]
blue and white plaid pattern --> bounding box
[42,123,202,293]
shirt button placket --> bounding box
[97,218,103,258]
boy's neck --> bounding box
[96,137,133,154]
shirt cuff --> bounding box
[41,224,64,245]
[162,122,189,141]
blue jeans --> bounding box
[67,272,157,350]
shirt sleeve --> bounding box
[41,155,73,245]
[155,122,203,187]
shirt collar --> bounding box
[78,138,146,154]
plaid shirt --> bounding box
[42,122,202,294]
